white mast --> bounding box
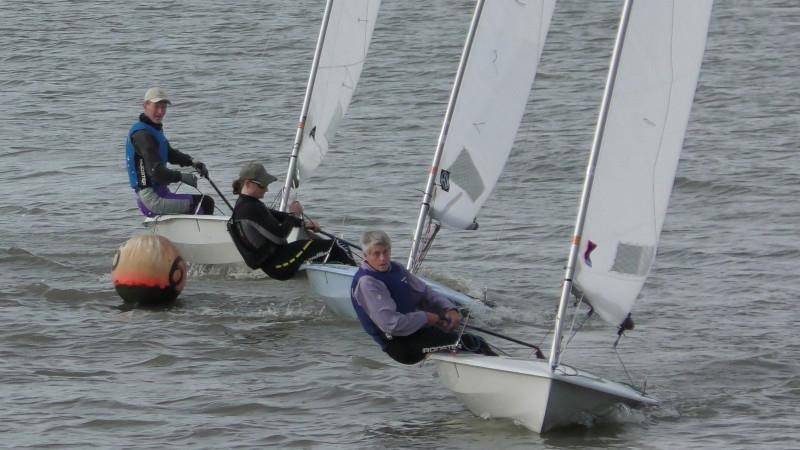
[406,0,485,271]
[279,0,334,212]
[548,0,634,370]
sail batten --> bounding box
[573,0,714,327]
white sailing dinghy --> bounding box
[428,0,713,433]
[304,0,556,318]
[143,0,381,265]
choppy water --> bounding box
[1,0,798,448]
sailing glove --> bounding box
[192,160,209,178]
[180,172,198,188]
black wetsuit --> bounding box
[230,195,355,280]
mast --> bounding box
[548,0,634,370]
[279,0,335,212]
[406,0,485,271]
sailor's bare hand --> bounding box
[425,312,441,326]
[443,309,461,331]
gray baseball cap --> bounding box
[238,162,278,186]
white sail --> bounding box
[574,0,713,326]
[429,0,555,230]
[295,0,380,184]
[429,0,714,434]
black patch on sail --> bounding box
[448,147,484,202]
[439,169,450,192]
[309,126,317,140]
[611,243,654,276]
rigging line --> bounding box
[613,335,639,391]
[458,305,511,356]
[301,212,364,257]
[213,203,227,216]
[414,221,440,272]
[268,187,283,210]
[421,221,434,262]
[456,307,506,356]
[564,293,585,347]
[493,345,512,357]
[455,308,471,343]
[411,220,431,273]
[465,324,545,358]
[180,184,207,232]
[537,327,551,354]
[563,293,592,354]
[192,193,206,215]
[550,344,624,351]
[536,271,579,352]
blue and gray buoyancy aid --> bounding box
[125,121,168,189]
[351,262,421,349]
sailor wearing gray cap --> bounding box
[227,162,356,280]
[124,87,214,217]
[237,162,278,187]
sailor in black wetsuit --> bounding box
[228,162,355,280]
[125,87,214,216]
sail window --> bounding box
[610,242,654,276]
[448,147,485,202]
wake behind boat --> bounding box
[145,0,382,265]
[428,0,714,433]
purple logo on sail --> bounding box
[584,240,597,267]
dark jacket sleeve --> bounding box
[261,208,303,238]
[167,143,194,167]
[131,130,183,185]
[236,198,303,239]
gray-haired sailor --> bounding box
[350,230,496,364]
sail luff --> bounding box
[548,0,635,371]
[407,0,486,271]
[294,1,381,186]
[279,0,334,212]
[409,0,556,269]
[428,1,556,230]
[279,1,381,211]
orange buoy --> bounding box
[112,235,186,304]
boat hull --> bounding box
[143,215,310,266]
[304,263,360,318]
[304,263,489,319]
[143,215,243,265]
[427,353,657,433]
